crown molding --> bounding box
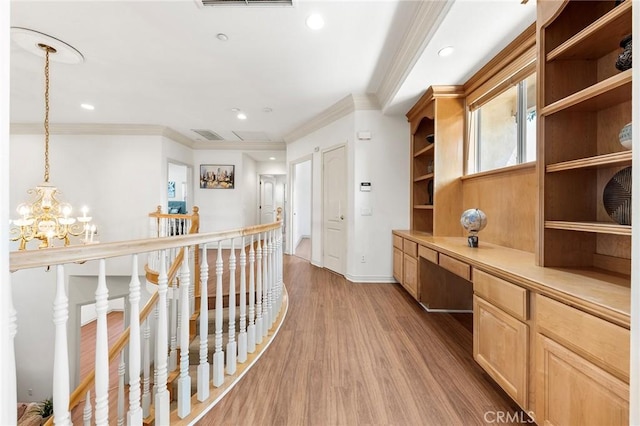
[8,123,283,151]
[375,0,452,113]
[283,93,381,144]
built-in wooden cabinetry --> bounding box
[473,270,529,409]
[535,294,629,425]
[406,86,464,235]
[393,234,419,299]
[538,0,632,275]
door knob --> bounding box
[340,215,344,220]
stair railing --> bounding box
[9,220,285,426]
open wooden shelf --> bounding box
[545,221,631,236]
[414,205,434,210]
[547,1,631,61]
[541,70,631,116]
[414,144,434,157]
[414,173,434,182]
[546,151,632,173]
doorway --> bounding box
[167,161,192,214]
[322,145,346,275]
[290,158,312,261]
[260,174,287,250]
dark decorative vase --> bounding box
[603,167,632,225]
[427,180,434,205]
[615,35,632,71]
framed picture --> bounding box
[200,164,235,189]
[167,181,176,198]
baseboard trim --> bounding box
[344,274,396,284]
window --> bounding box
[468,73,536,174]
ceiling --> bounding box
[9,0,536,162]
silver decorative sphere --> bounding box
[460,208,487,235]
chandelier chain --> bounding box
[43,46,51,183]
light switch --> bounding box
[361,208,372,216]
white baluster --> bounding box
[212,241,225,387]
[94,260,109,425]
[276,227,283,313]
[247,235,256,353]
[262,235,270,338]
[227,239,237,375]
[53,264,71,426]
[168,275,178,372]
[117,352,125,426]
[189,247,196,313]
[269,230,275,327]
[83,391,92,426]
[197,244,210,401]
[141,319,151,418]
[127,255,143,425]
[238,236,248,363]
[154,251,170,424]
[178,247,191,418]
[255,233,263,345]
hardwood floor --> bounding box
[294,237,311,261]
[198,255,527,425]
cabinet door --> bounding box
[536,334,628,426]
[403,254,418,298]
[393,247,403,283]
[473,296,528,409]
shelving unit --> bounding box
[406,86,464,235]
[538,0,632,275]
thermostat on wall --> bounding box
[360,182,371,191]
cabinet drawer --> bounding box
[418,245,437,263]
[439,254,470,281]
[536,295,629,382]
[393,234,403,249]
[403,239,417,258]
[473,269,527,321]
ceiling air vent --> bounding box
[200,0,293,6]
[191,129,224,141]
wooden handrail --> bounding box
[10,222,280,271]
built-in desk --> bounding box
[392,230,630,327]
[392,230,630,421]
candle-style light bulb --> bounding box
[81,206,88,217]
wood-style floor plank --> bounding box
[198,255,526,425]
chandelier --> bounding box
[10,43,96,250]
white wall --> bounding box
[243,154,258,227]
[286,109,409,280]
[193,150,259,232]
[0,0,16,419]
[348,110,410,282]
[292,160,312,248]
[287,114,354,266]
[256,161,286,175]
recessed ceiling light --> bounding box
[217,33,228,42]
[269,157,276,161]
[237,112,247,120]
[438,46,454,57]
[80,103,94,110]
[263,107,273,113]
[306,13,324,30]
[231,107,240,112]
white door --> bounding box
[260,175,276,224]
[323,145,347,275]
